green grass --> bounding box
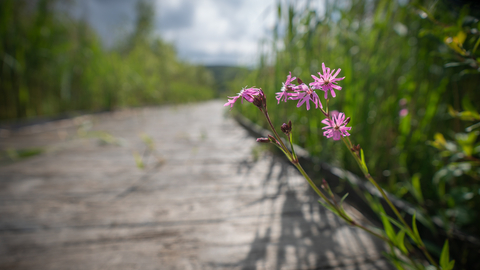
[0,0,215,121]
[231,0,480,242]
[0,147,44,164]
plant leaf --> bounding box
[412,212,421,245]
[340,193,349,205]
[317,199,337,213]
[396,230,408,254]
[360,149,369,173]
[411,173,424,204]
[440,240,450,270]
[381,212,396,242]
[338,193,349,216]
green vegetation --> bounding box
[0,147,44,164]
[232,0,480,266]
[0,0,215,121]
[205,65,251,97]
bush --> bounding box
[0,0,215,121]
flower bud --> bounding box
[297,78,304,85]
[322,179,331,190]
[321,179,334,198]
[252,89,266,109]
[256,137,270,143]
[321,179,328,190]
[281,120,292,135]
[350,144,361,156]
[257,135,278,144]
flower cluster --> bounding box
[224,62,443,270]
[275,63,350,140]
[275,63,344,111]
[225,63,351,141]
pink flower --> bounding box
[290,83,322,110]
[321,112,351,140]
[329,110,339,118]
[399,108,408,117]
[276,72,297,104]
[310,63,345,99]
[224,87,263,108]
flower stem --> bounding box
[259,104,398,258]
[342,137,440,269]
[261,108,294,162]
[287,133,298,161]
[293,162,391,244]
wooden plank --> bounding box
[0,101,393,269]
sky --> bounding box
[69,0,277,66]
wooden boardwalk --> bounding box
[0,100,393,270]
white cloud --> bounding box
[70,0,276,66]
[68,0,137,47]
[154,0,275,66]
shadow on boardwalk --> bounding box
[220,154,391,270]
[0,100,392,269]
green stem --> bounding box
[342,138,440,269]
[261,108,293,161]
[259,104,397,257]
[293,162,391,244]
[294,162,335,208]
[287,133,298,161]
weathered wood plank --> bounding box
[0,100,392,269]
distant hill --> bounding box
[205,66,251,97]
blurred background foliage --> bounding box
[232,0,480,249]
[0,0,215,121]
